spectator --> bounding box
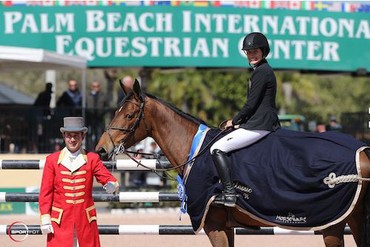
[327,116,342,132]
[33,82,54,152]
[38,116,119,247]
[86,81,107,150]
[117,75,134,106]
[148,141,162,159]
[87,81,107,110]
[57,79,82,108]
[34,82,53,118]
[316,122,327,133]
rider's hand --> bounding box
[225,120,234,129]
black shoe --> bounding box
[224,193,237,207]
[214,193,237,207]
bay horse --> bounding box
[96,79,370,247]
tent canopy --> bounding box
[0,84,35,105]
[0,46,87,110]
[0,46,87,70]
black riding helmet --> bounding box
[242,32,270,57]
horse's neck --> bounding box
[148,101,199,169]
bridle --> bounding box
[103,95,231,177]
[105,97,148,158]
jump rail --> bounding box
[0,159,171,170]
[0,225,352,235]
[0,192,179,203]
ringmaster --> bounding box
[39,117,119,247]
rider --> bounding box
[210,32,280,207]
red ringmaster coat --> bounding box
[39,148,118,247]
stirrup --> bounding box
[214,193,237,207]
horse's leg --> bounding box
[347,201,364,245]
[322,222,346,247]
[203,206,234,247]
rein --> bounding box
[116,127,231,181]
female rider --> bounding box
[210,32,281,207]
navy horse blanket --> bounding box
[183,127,367,233]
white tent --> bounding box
[0,46,87,115]
[0,46,86,70]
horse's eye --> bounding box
[125,113,134,119]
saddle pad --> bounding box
[184,128,366,233]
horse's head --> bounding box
[95,79,149,160]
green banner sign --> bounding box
[0,6,369,72]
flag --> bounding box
[313,1,329,11]
[249,0,261,8]
[4,0,27,6]
[289,1,301,10]
[342,2,354,12]
[356,3,370,13]
[152,0,171,5]
[170,0,180,6]
[194,0,209,7]
[271,1,290,9]
[261,0,272,9]
[302,1,313,10]
[218,0,235,7]
[326,2,342,12]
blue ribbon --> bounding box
[177,174,187,219]
[177,124,207,220]
[188,124,208,160]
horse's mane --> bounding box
[145,93,207,126]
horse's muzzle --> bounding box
[95,147,111,161]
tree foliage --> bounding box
[1,68,369,127]
[147,69,370,126]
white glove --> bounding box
[41,223,54,234]
[104,181,119,194]
[40,216,54,234]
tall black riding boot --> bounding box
[211,149,237,207]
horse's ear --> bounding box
[119,79,132,95]
[132,79,143,100]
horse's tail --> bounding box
[361,148,370,247]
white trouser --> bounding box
[210,128,270,153]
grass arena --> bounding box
[0,154,359,247]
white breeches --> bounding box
[210,128,270,153]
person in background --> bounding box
[327,116,342,132]
[316,122,327,133]
[87,81,106,110]
[39,117,119,247]
[34,82,53,117]
[210,32,280,207]
[33,82,54,152]
[117,75,134,106]
[57,79,82,108]
[86,81,107,150]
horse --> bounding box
[95,79,370,247]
